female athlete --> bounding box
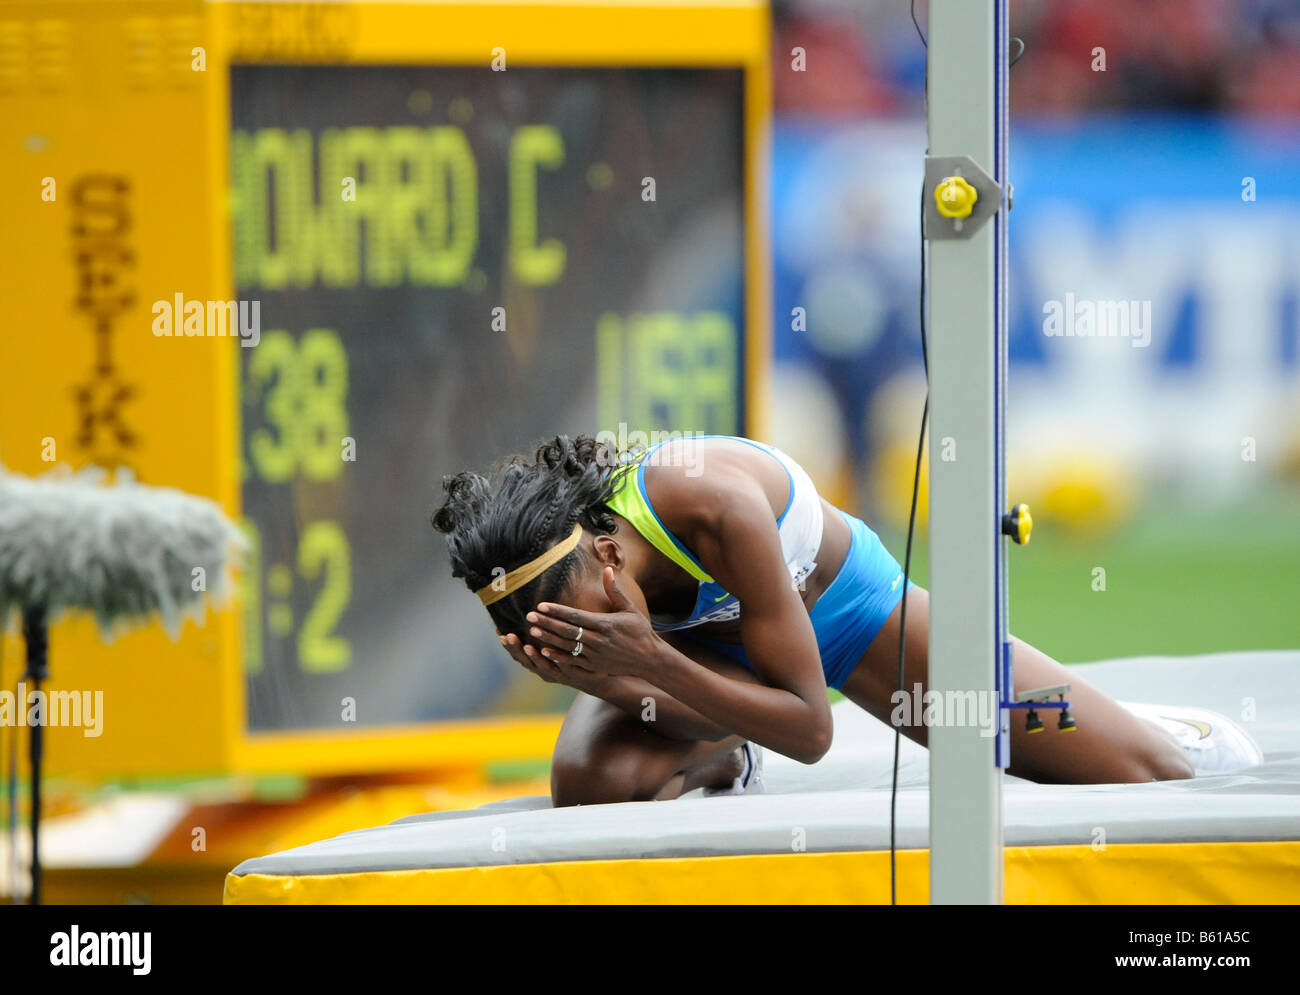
[432,434,1261,805]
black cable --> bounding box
[893,0,932,910]
[890,177,929,905]
[890,409,927,900]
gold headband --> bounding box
[476,522,584,607]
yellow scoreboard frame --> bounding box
[0,0,771,778]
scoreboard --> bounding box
[234,63,749,733]
[0,0,770,775]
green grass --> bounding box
[486,758,552,782]
[879,490,1300,664]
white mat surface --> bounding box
[231,651,1300,878]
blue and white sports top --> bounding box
[604,436,824,632]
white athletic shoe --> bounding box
[703,742,765,796]
[740,742,765,793]
[1120,701,1265,773]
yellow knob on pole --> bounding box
[1001,503,1032,545]
[934,175,978,219]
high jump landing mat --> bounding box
[224,651,1300,904]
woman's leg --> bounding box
[551,693,746,805]
[839,587,1194,783]
[550,635,759,806]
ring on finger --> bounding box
[571,639,583,657]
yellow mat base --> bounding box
[224,840,1300,904]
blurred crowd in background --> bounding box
[774,0,1300,115]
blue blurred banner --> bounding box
[771,115,1300,513]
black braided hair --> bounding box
[431,434,629,640]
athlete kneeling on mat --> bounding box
[432,434,1263,805]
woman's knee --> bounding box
[551,739,658,806]
[549,694,665,805]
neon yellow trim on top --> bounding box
[606,455,712,584]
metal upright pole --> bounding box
[925,0,1009,905]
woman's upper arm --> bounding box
[649,467,829,703]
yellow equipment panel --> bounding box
[0,0,770,777]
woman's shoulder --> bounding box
[639,441,770,533]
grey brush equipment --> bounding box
[0,463,245,903]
